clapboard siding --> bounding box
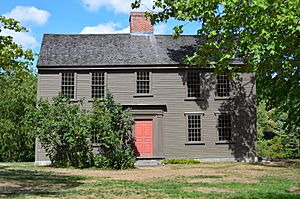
[37,69,256,162]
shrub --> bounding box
[29,94,93,168]
[91,92,135,169]
[28,92,135,169]
[257,136,286,159]
[162,159,201,164]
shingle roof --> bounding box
[37,34,199,67]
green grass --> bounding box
[161,159,201,164]
[0,161,299,198]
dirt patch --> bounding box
[0,181,20,188]
[41,165,222,181]
[287,187,300,193]
[188,176,257,183]
[185,187,232,193]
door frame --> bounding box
[123,104,166,159]
[132,113,164,158]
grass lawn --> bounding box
[0,161,299,198]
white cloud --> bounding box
[80,22,130,34]
[0,29,38,49]
[81,0,154,13]
[4,6,50,26]
[154,24,168,34]
[80,22,168,35]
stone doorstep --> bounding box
[135,160,162,167]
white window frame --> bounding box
[214,111,234,143]
[185,112,205,144]
[135,71,152,96]
[215,73,232,99]
[60,72,77,100]
[90,72,107,100]
[185,70,204,100]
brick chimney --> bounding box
[129,12,153,34]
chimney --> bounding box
[129,12,153,35]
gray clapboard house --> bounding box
[35,12,256,164]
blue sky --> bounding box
[0,0,199,67]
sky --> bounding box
[0,0,199,67]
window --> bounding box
[218,113,232,141]
[61,73,75,99]
[92,72,105,99]
[92,130,100,144]
[216,73,230,97]
[187,114,202,142]
[187,72,201,98]
[136,72,150,94]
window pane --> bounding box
[92,73,105,98]
[137,72,150,94]
[216,73,230,97]
[187,114,201,142]
[218,113,232,141]
[187,72,201,98]
[61,73,75,98]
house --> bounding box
[35,12,256,165]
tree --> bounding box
[257,102,286,159]
[0,16,34,75]
[132,0,299,131]
[0,15,37,161]
[0,73,37,161]
[257,101,300,159]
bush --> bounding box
[29,94,93,168]
[257,136,286,159]
[162,159,201,164]
[29,92,135,169]
[91,92,135,169]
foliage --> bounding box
[0,15,37,162]
[27,92,135,169]
[0,16,35,75]
[28,94,93,168]
[91,92,135,169]
[257,102,300,159]
[132,0,300,135]
[162,159,201,164]
[0,73,37,162]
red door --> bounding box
[134,120,153,157]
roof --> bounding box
[37,34,199,67]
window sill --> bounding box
[133,94,154,98]
[87,99,105,102]
[215,141,235,144]
[70,99,79,102]
[92,143,101,147]
[214,97,233,100]
[185,142,206,145]
[184,97,205,101]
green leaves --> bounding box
[28,94,93,168]
[0,15,35,76]
[132,0,300,140]
[28,92,135,169]
[0,73,37,162]
[173,25,183,38]
[91,91,135,169]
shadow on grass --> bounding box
[0,166,84,198]
[250,160,300,168]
